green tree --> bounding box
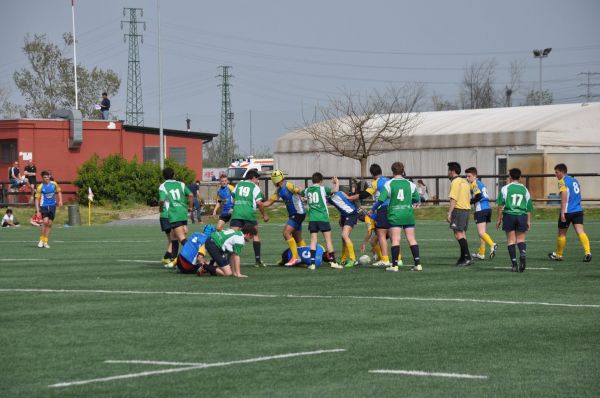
[525,89,553,106]
[13,33,120,118]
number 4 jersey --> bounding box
[496,182,533,215]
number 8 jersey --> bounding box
[558,175,582,213]
[496,182,533,215]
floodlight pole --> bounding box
[533,48,551,105]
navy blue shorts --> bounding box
[205,238,229,267]
[230,218,258,228]
[40,206,56,221]
[170,220,188,229]
[340,212,358,227]
[375,206,390,229]
[286,213,305,230]
[558,211,584,229]
[308,221,331,233]
[502,214,528,232]
[160,217,171,233]
[389,224,415,229]
[474,209,492,224]
[219,213,232,222]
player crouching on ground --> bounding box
[173,225,216,274]
[200,224,257,278]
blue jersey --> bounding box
[558,175,583,213]
[367,176,389,207]
[36,181,61,206]
[328,191,356,216]
[282,245,325,267]
[216,184,234,216]
[270,181,305,216]
[179,232,211,266]
[470,179,491,212]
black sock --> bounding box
[253,241,261,262]
[328,252,336,263]
[391,245,400,266]
[204,261,217,276]
[310,249,316,264]
[171,240,179,256]
[458,238,470,260]
[164,251,172,259]
[508,244,517,267]
[517,242,526,258]
[410,244,420,265]
[181,239,187,247]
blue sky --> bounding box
[1,0,599,153]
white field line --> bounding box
[117,260,162,264]
[0,240,153,244]
[369,369,488,379]
[493,267,553,270]
[49,349,346,388]
[105,360,207,366]
[0,258,45,261]
[1,288,598,308]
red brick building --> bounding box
[0,117,217,203]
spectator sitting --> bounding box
[30,212,43,227]
[2,209,20,227]
[416,179,429,207]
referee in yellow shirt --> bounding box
[447,162,473,266]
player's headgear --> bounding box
[271,169,285,184]
[202,224,217,236]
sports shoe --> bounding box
[519,256,526,273]
[373,260,392,267]
[37,240,44,248]
[548,252,563,261]
[43,243,50,249]
[330,262,343,269]
[308,264,316,271]
[490,243,498,260]
[511,265,518,272]
[344,260,355,268]
[583,253,592,262]
[456,258,473,267]
[254,260,267,268]
[472,253,485,260]
[196,266,208,276]
[410,264,423,272]
[164,259,176,269]
[162,258,172,265]
[397,259,404,266]
[284,258,301,267]
[385,265,399,272]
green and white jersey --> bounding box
[496,182,533,215]
[210,229,245,256]
[302,185,332,222]
[379,177,420,225]
[231,180,264,221]
[159,179,191,223]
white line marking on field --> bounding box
[105,360,207,366]
[0,258,44,262]
[49,348,346,388]
[1,288,598,308]
[117,259,162,264]
[493,267,553,270]
[369,369,488,379]
[0,240,154,244]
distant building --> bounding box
[0,117,217,202]
[275,103,600,200]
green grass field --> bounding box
[1,218,599,397]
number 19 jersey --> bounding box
[231,180,264,221]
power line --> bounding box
[578,72,600,102]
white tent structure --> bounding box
[274,103,600,200]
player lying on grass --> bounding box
[173,225,216,274]
[199,224,258,278]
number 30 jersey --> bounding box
[496,182,533,216]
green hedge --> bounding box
[74,154,195,206]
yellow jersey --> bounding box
[449,177,471,210]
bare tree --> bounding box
[431,91,458,111]
[460,59,497,109]
[300,85,424,177]
[503,59,524,107]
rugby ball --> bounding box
[358,254,371,266]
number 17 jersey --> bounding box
[496,182,533,215]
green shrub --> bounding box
[74,154,195,206]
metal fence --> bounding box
[3,172,599,207]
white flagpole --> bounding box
[157,0,164,168]
[71,0,79,110]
